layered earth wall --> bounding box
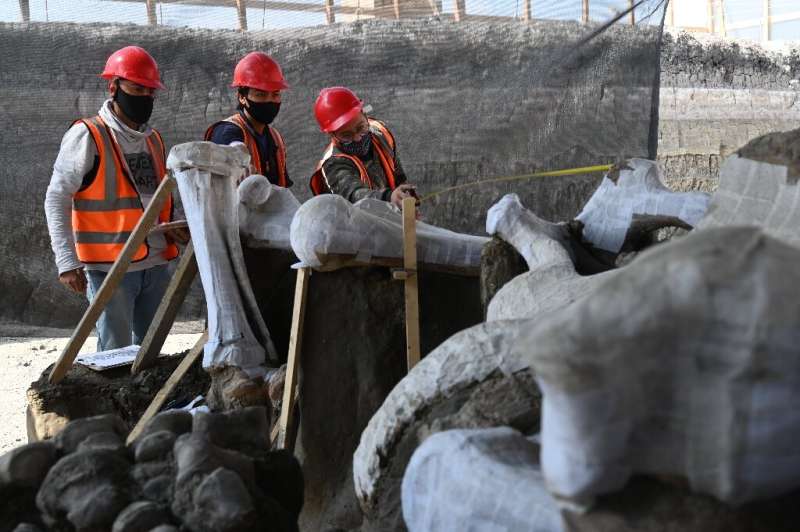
[0,19,796,327]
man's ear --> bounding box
[109,78,118,98]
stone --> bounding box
[135,410,193,444]
[112,501,172,532]
[177,467,257,532]
[0,441,57,489]
[192,407,271,456]
[36,449,135,531]
[135,430,178,463]
[53,413,128,454]
[76,430,127,454]
[142,475,174,505]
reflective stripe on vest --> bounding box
[310,118,397,196]
[72,116,177,264]
[204,114,288,187]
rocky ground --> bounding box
[0,320,204,454]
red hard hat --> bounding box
[314,87,364,133]
[231,52,289,92]
[100,46,165,90]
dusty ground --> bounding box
[0,320,204,454]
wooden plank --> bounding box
[276,266,311,450]
[522,0,531,21]
[100,0,389,17]
[393,0,401,19]
[132,243,199,374]
[125,331,208,445]
[49,177,177,384]
[666,0,674,27]
[629,0,635,25]
[719,0,727,37]
[725,10,800,31]
[762,0,771,42]
[582,0,589,23]
[324,0,335,24]
[402,197,421,371]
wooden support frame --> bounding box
[49,176,177,384]
[275,266,311,450]
[131,242,198,374]
[399,197,421,370]
[126,331,208,445]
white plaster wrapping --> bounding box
[402,428,563,532]
[699,154,800,248]
[576,158,710,253]
[517,226,800,506]
[289,195,488,269]
[168,142,278,373]
[238,175,300,251]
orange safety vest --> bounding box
[72,116,178,265]
[310,118,397,196]
[204,113,288,187]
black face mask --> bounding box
[245,99,281,125]
[339,133,372,158]
[114,84,154,125]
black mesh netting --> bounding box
[0,0,667,326]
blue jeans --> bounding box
[86,264,171,351]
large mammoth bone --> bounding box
[168,142,278,373]
[238,175,300,251]
[289,195,489,270]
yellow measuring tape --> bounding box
[420,164,614,202]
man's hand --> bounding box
[390,184,419,208]
[59,267,87,294]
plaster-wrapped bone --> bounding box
[238,175,300,251]
[168,141,278,372]
[289,195,488,269]
[698,129,800,248]
[518,226,800,506]
[402,427,562,532]
[576,158,710,253]
[486,193,612,321]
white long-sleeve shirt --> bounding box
[44,100,171,274]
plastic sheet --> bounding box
[289,195,488,269]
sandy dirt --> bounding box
[0,320,204,454]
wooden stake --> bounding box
[126,331,208,445]
[132,242,198,374]
[762,0,771,42]
[19,0,30,22]
[236,0,248,31]
[401,197,421,371]
[629,0,635,25]
[324,0,335,24]
[276,267,311,450]
[454,0,466,22]
[49,177,177,384]
[146,0,157,25]
[582,0,590,23]
[522,0,531,21]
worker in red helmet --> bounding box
[310,86,417,207]
[205,52,292,188]
[44,46,187,352]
